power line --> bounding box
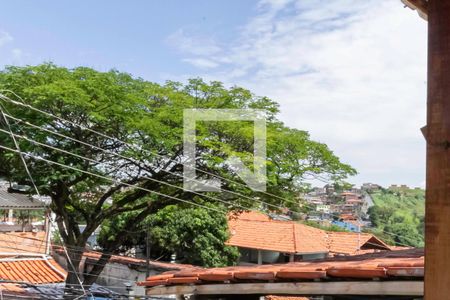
[0,113,303,224]
[0,91,339,220]
[0,92,313,208]
[0,91,362,217]
[0,144,227,213]
[0,127,278,215]
[0,92,418,270]
[0,104,88,298]
[0,138,415,251]
[0,111,296,217]
[0,139,414,253]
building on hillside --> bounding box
[316,204,331,214]
[361,182,381,192]
[331,220,360,232]
[389,184,410,192]
[303,195,324,205]
[311,186,326,195]
[340,192,360,201]
[227,211,391,265]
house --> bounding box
[227,211,329,264]
[53,247,193,296]
[0,186,47,233]
[361,182,381,192]
[139,248,424,299]
[340,191,359,201]
[227,211,391,265]
[0,184,51,255]
[316,204,330,214]
[331,220,360,232]
[0,250,70,299]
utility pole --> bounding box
[146,224,151,278]
[44,208,52,255]
[425,1,450,298]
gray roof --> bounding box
[0,190,45,209]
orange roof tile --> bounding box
[0,232,47,254]
[227,218,299,253]
[227,211,388,255]
[293,223,328,253]
[265,296,310,300]
[0,283,26,293]
[0,257,66,284]
[139,248,424,287]
[327,232,390,255]
[228,210,271,221]
[227,211,328,254]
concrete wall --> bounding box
[52,251,174,296]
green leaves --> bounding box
[146,204,239,267]
[367,188,425,247]
[0,63,356,269]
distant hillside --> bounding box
[367,187,425,247]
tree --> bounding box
[99,203,239,267]
[0,63,356,292]
[384,222,424,248]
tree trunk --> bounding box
[63,248,85,299]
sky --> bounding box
[0,0,427,188]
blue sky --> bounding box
[0,0,428,187]
[0,1,255,80]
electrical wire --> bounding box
[0,92,323,208]
[0,111,295,216]
[0,104,88,298]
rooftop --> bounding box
[0,189,45,210]
[82,250,193,271]
[53,247,193,271]
[0,232,47,254]
[0,255,66,284]
[139,248,424,297]
[227,211,390,255]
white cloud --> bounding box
[11,48,23,63]
[0,31,13,47]
[168,0,427,187]
[182,58,219,69]
[166,29,221,56]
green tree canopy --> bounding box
[367,188,425,247]
[0,63,356,287]
[99,204,239,267]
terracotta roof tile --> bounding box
[227,211,389,255]
[227,218,300,253]
[139,249,424,288]
[198,270,234,281]
[0,283,26,293]
[327,232,390,255]
[265,296,310,300]
[0,257,66,284]
[228,210,271,221]
[0,232,47,254]
[167,276,200,285]
[293,223,328,253]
